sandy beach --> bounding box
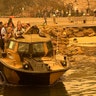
[0,16,96,26]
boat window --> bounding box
[30,42,45,57]
[18,43,29,53]
[8,41,16,50]
[46,41,53,56]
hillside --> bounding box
[0,0,96,17]
[0,0,64,16]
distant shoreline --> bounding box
[0,16,96,26]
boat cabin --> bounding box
[7,34,53,60]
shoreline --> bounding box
[0,16,96,26]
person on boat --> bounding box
[14,21,25,38]
[2,26,13,51]
[0,21,4,52]
[6,27,13,40]
[1,22,8,39]
[0,22,8,52]
[8,17,15,29]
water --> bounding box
[0,55,96,96]
[63,70,96,96]
[63,55,96,96]
[0,83,68,96]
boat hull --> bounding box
[0,62,68,86]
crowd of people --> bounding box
[0,17,30,52]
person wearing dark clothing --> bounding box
[0,22,3,38]
[0,22,4,52]
[8,17,15,28]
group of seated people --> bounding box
[0,17,30,40]
[0,17,30,52]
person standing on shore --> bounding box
[43,10,47,25]
[52,13,57,24]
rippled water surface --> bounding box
[63,71,96,96]
[63,55,96,96]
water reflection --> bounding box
[0,82,69,96]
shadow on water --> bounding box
[0,82,69,96]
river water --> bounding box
[63,55,96,96]
[0,55,96,96]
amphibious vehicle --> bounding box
[0,25,69,86]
